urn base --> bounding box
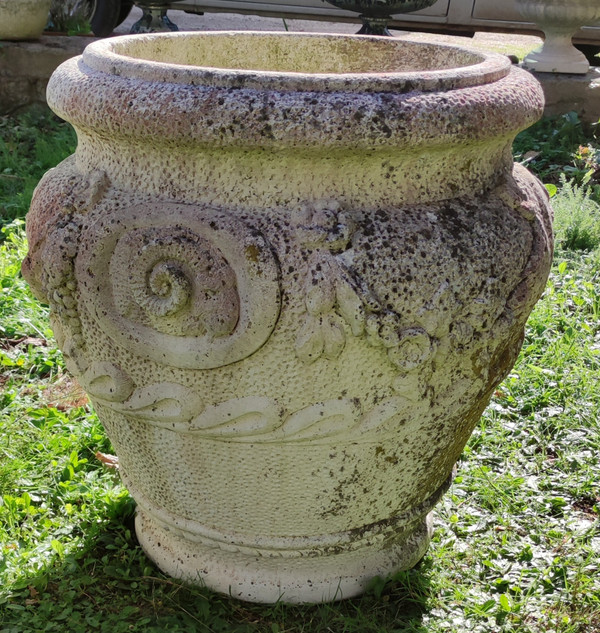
[523,41,591,74]
[135,510,432,604]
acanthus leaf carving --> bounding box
[120,383,205,424]
[334,273,366,337]
[280,399,361,441]
[321,313,346,360]
[295,314,325,365]
[82,361,411,443]
[81,361,134,402]
[304,254,336,316]
[358,397,407,434]
[292,199,355,252]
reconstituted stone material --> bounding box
[538,67,600,122]
[23,32,553,604]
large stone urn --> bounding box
[23,32,553,604]
[322,0,438,36]
[130,0,183,33]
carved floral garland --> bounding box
[292,200,436,376]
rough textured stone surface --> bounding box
[23,32,553,604]
[0,31,595,119]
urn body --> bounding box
[23,32,553,603]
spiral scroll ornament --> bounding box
[139,260,192,317]
[111,226,240,339]
[75,202,281,369]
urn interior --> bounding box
[83,31,511,91]
[113,31,481,73]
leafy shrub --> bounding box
[46,0,92,34]
[514,111,600,202]
[551,175,600,252]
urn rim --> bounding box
[81,30,512,93]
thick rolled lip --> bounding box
[81,31,512,93]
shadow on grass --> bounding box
[2,501,435,633]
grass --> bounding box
[47,0,93,35]
[1,109,599,632]
[0,111,76,230]
[513,111,600,203]
[551,178,600,251]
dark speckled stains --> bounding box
[437,202,471,242]
[320,464,362,519]
[375,444,399,466]
[260,124,275,140]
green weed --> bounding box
[0,220,54,343]
[0,111,76,230]
[47,0,93,34]
[514,111,600,202]
[551,176,600,252]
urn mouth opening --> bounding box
[82,31,511,92]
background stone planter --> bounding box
[23,32,553,603]
[0,0,51,40]
[517,0,600,74]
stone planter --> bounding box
[130,0,183,33]
[321,0,438,36]
[517,0,600,74]
[23,32,553,604]
[0,0,51,40]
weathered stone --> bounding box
[23,32,553,604]
[536,66,600,123]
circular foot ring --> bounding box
[135,511,432,603]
